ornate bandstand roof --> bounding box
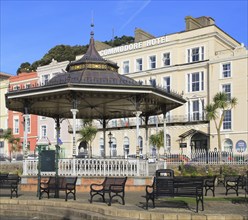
[6,28,186,120]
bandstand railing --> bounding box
[23,158,166,177]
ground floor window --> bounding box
[166,134,171,153]
[223,139,233,152]
[138,136,143,155]
[124,137,129,158]
[99,138,104,157]
[111,138,117,157]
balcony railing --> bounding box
[68,114,208,132]
[23,158,166,177]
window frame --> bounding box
[26,115,31,133]
[13,117,19,134]
[166,134,171,153]
[41,125,47,138]
[25,83,31,89]
[162,52,171,66]
[222,110,232,130]
[99,138,104,157]
[123,136,130,156]
[149,55,156,69]
[187,98,204,121]
[221,62,231,78]
[187,71,204,93]
[221,83,231,101]
[163,76,171,92]
[111,137,117,157]
[122,60,130,74]
[41,74,50,85]
[223,139,233,152]
[187,46,204,63]
[135,58,143,72]
[13,85,20,91]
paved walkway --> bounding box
[0,186,248,219]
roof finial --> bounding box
[90,10,94,38]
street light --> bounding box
[108,132,113,159]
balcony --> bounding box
[68,114,208,132]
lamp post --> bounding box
[108,132,113,159]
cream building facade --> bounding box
[86,16,248,157]
[0,72,12,155]
[36,59,72,157]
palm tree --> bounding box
[77,120,97,158]
[0,128,21,161]
[205,92,238,152]
[149,130,164,159]
[9,136,21,161]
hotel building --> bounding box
[87,16,247,157]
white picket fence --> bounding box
[164,150,248,165]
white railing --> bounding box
[163,150,248,165]
[23,158,166,177]
[22,151,247,176]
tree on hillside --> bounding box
[42,45,87,63]
[16,35,134,74]
[17,45,87,74]
[104,35,134,47]
[17,62,32,74]
[205,92,238,152]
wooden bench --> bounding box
[224,175,241,196]
[146,176,204,212]
[39,176,77,201]
[0,174,21,198]
[90,176,127,206]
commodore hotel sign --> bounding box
[99,36,167,56]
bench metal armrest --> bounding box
[66,183,76,190]
[146,184,154,194]
[204,179,214,186]
[90,183,104,191]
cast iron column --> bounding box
[163,112,167,155]
[54,117,61,198]
[135,111,142,158]
[23,111,29,159]
[71,109,78,157]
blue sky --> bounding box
[1,0,247,75]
